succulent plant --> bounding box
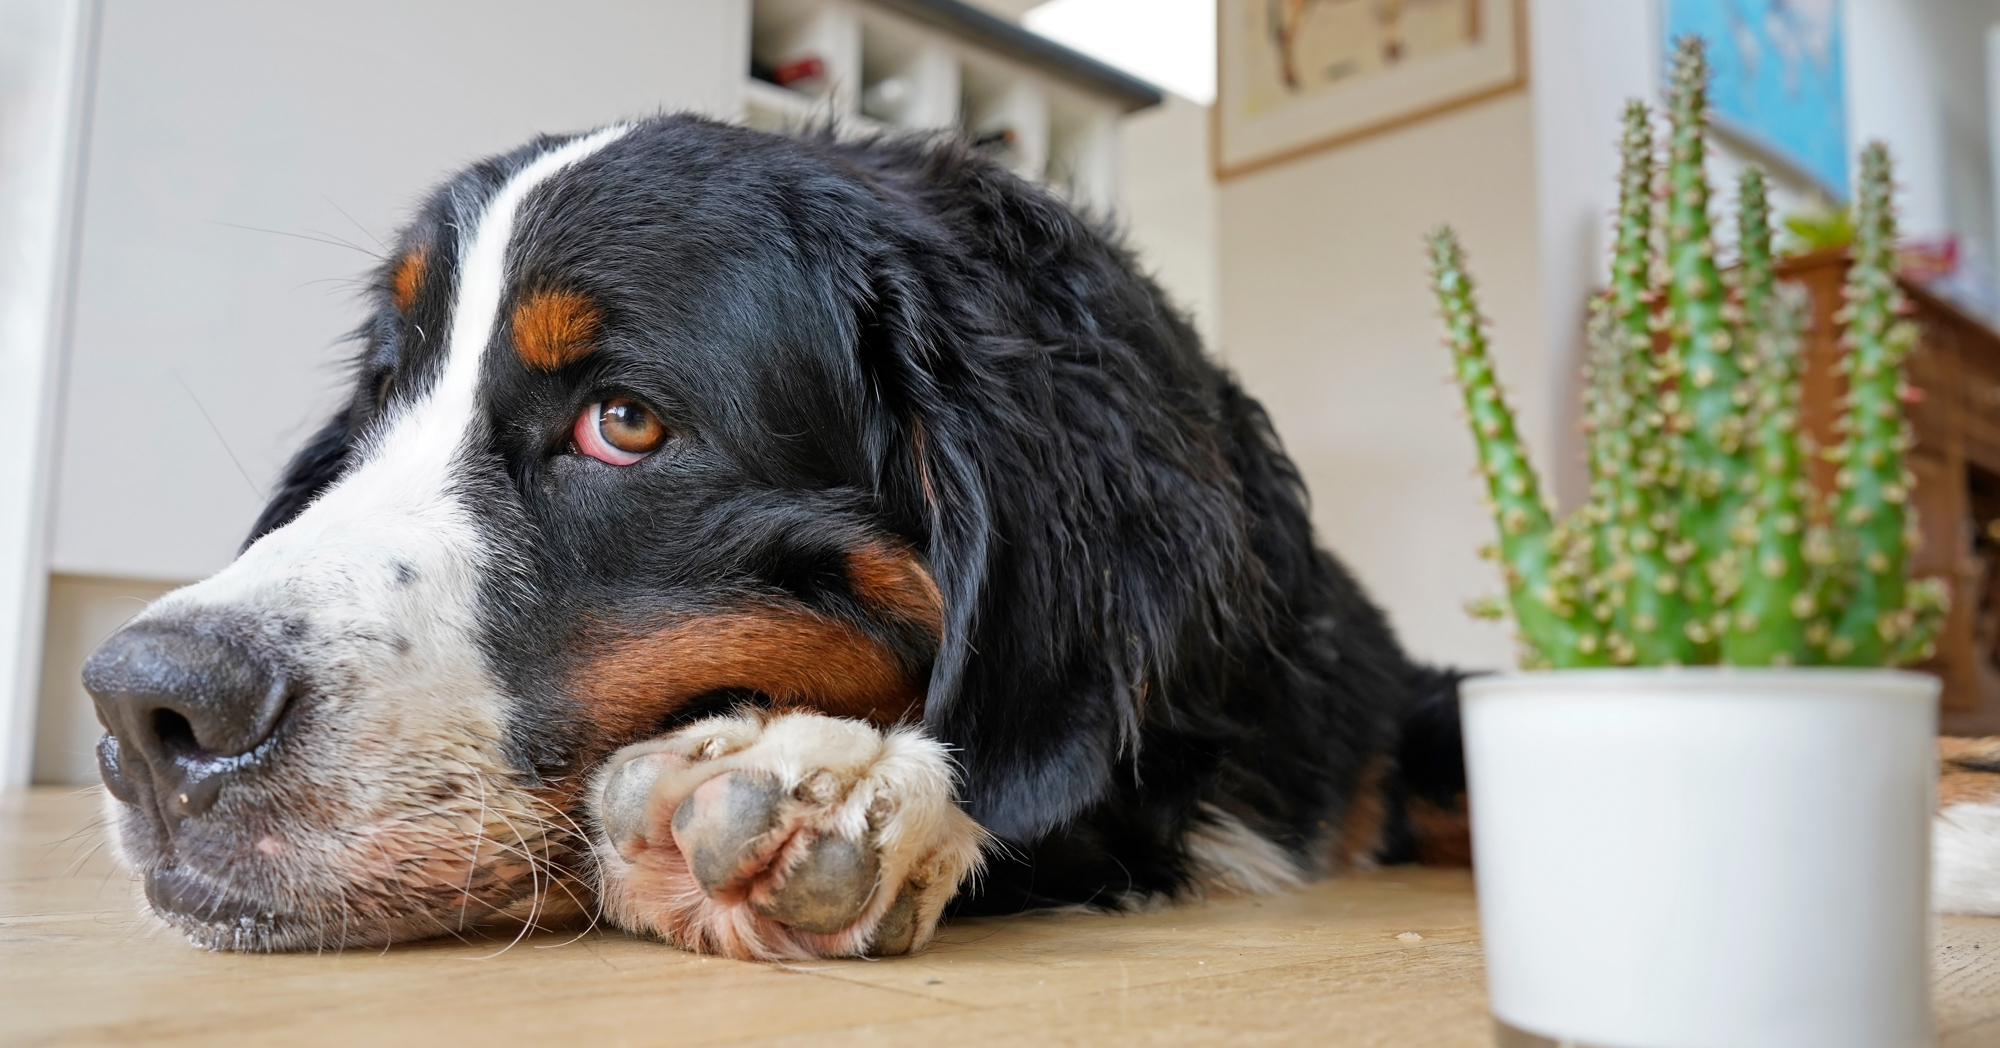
[1431,36,1946,670]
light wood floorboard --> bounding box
[4,787,1996,1046]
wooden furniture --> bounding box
[5,788,1999,1046]
[1779,249,2000,735]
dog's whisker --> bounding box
[61,839,109,880]
[479,803,550,953]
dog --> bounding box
[79,115,1999,960]
[78,115,1465,958]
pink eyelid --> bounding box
[573,403,649,466]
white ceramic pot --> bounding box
[1462,668,1940,1048]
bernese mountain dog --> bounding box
[79,116,2000,959]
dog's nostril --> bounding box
[151,708,208,760]
[82,623,293,819]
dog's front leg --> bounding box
[588,710,986,960]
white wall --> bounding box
[1217,93,1542,671]
[1916,0,2000,278]
[1846,0,1949,237]
[1529,0,1656,510]
[50,0,749,583]
[1117,93,1219,352]
[20,0,750,783]
[0,0,91,788]
[1842,0,2000,316]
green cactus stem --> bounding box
[1828,144,1933,664]
[1734,167,1777,340]
[1581,300,1630,651]
[1663,36,1751,647]
[1895,578,1950,664]
[1722,168,1812,664]
[1429,229,1603,667]
[1601,101,1695,664]
[1578,111,1638,660]
[1721,281,1814,664]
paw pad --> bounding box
[599,750,668,858]
[749,834,879,933]
[865,885,922,955]
[672,771,785,894]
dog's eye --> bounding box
[574,398,667,465]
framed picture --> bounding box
[1214,0,1526,178]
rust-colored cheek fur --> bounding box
[513,289,601,371]
[389,246,427,312]
[574,606,927,740]
[567,545,942,768]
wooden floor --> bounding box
[4,788,1999,1047]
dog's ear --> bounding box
[853,201,1257,845]
[243,411,352,549]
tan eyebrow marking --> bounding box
[512,288,602,371]
[389,246,428,312]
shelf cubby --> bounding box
[859,13,959,130]
[743,0,1144,206]
[1047,87,1117,212]
[750,0,859,117]
[961,56,1048,180]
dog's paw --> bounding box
[590,711,986,960]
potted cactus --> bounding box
[1433,39,1945,1048]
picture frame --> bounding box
[1214,0,1527,179]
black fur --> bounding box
[259,115,1465,914]
[245,412,350,547]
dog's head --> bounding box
[82,117,1255,949]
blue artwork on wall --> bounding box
[1664,0,1847,197]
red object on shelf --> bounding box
[1898,234,1960,284]
[774,55,825,88]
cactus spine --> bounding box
[1431,39,1945,670]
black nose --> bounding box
[82,624,292,821]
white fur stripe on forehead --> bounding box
[355,124,631,470]
[425,125,631,438]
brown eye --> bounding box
[600,398,665,452]
[575,397,666,464]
